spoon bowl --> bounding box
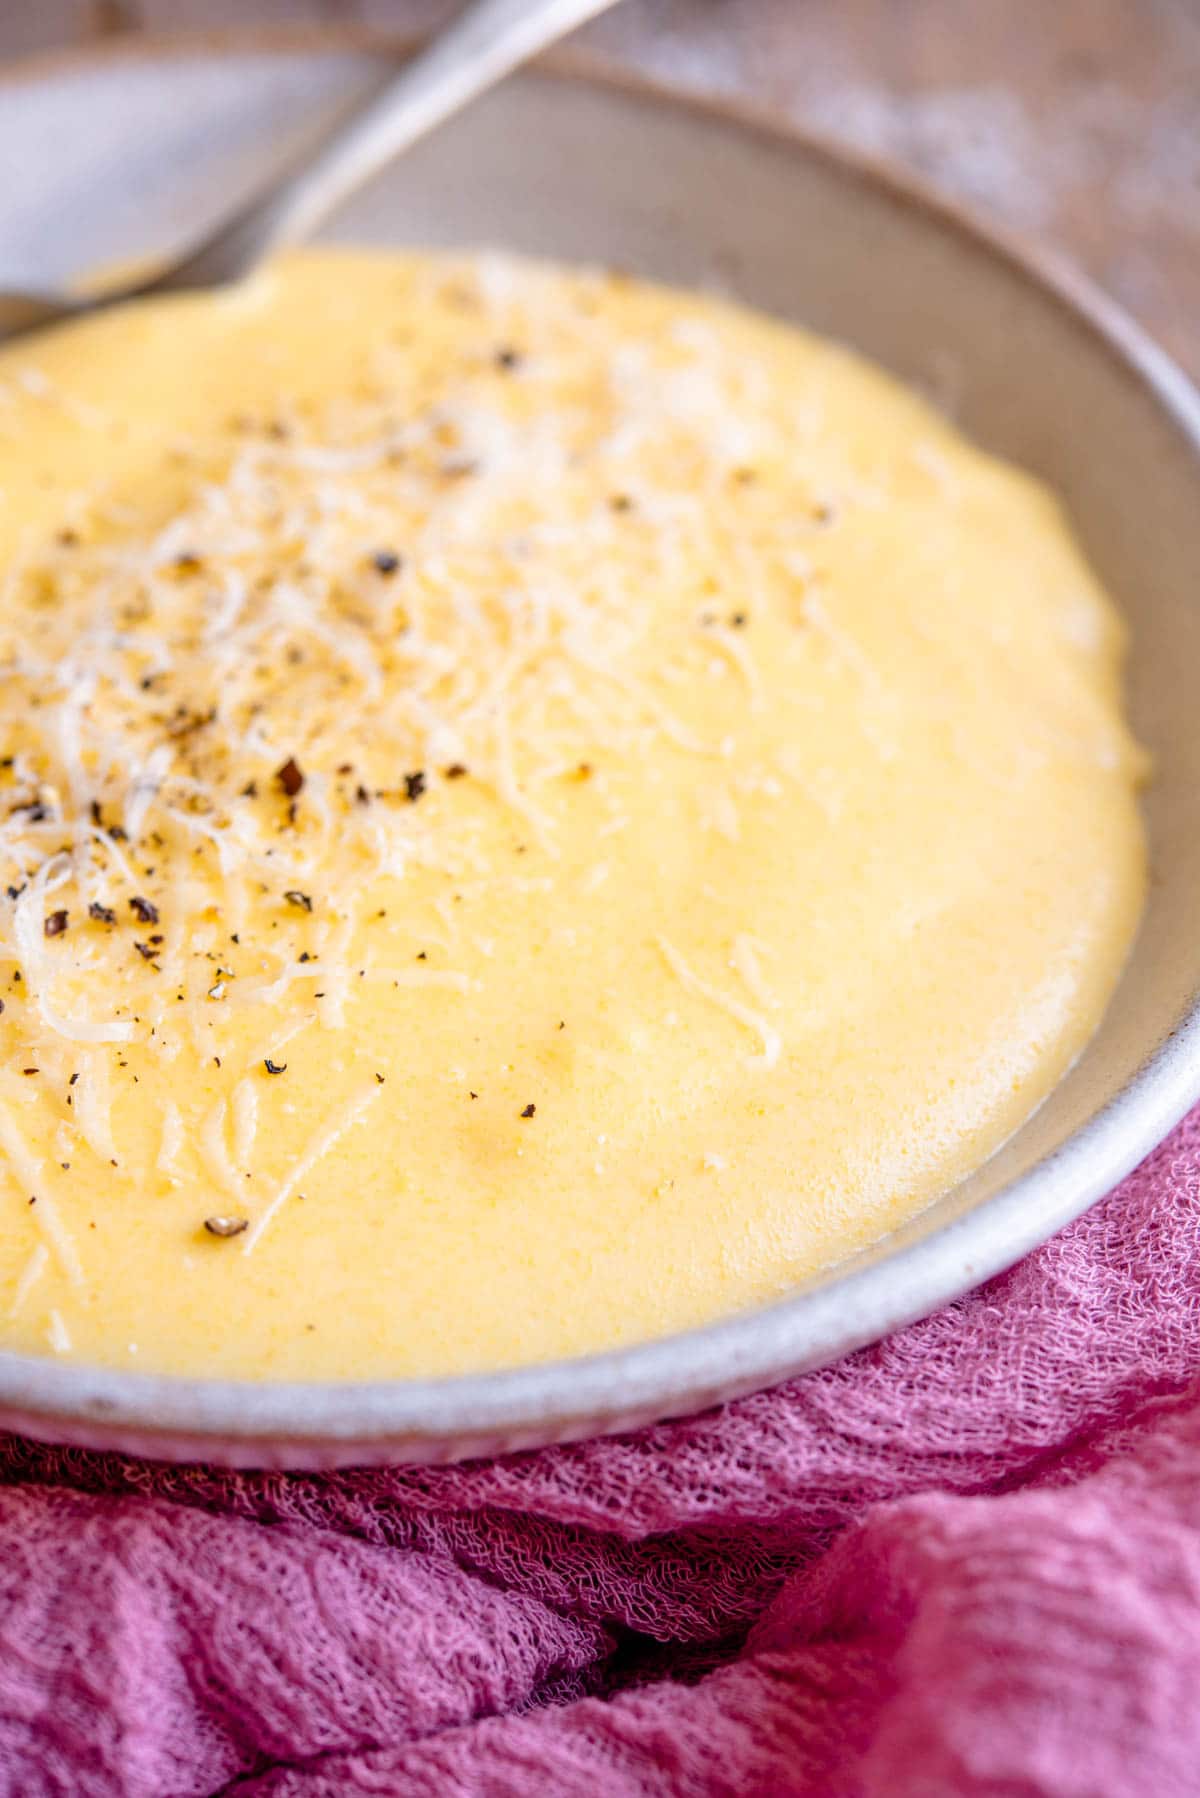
[0,0,622,345]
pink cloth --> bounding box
[2,1108,1199,1797]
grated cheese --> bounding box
[231,1078,259,1177]
[0,243,802,1074]
[9,1242,48,1318]
[242,1083,382,1255]
[199,1098,244,1204]
[156,1101,186,1181]
[656,935,783,1072]
[0,1096,84,1288]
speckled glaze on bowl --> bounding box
[2,33,1200,1468]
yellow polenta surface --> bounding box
[0,248,1145,1379]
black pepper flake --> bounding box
[130,896,159,924]
[469,1091,478,1100]
[133,941,157,962]
[495,346,522,371]
[375,1072,385,1084]
[444,763,468,780]
[241,780,259,799]
[416,951,427,961]
[203,1215,248,1239]
[298,951,313,963]
[44,910,68,939]
[404,770,427,803]
[284,890,313,912]
[167,705,217,743]
[264,1058,287,1075]
[609,493,634,513]
[68,1072,79,1086]
[275,757,305,799]
[371,549,402,576]
[89,901,117,925]
[22,1068,38,1077]
[730,612,748,628]
[173,551,204,574]
[355,784,371,806]
[520,1103,536,1119]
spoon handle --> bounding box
[160,0,622,290]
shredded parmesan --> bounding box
[730,935,782,1014]
[199,1099,243,1203]
[0,251,827,1080]
[9,1242,48,1318]
[656,935,782,1071]
[73,1053,117,1166]
[242,1083,382,1255]
[231,1078,259,1174]
[157,1102,186,1180]
[0,1097,84,1288]
[706,624,763,707]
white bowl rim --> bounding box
[2,29,1200,1463]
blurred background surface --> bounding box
[2,0,1198,374]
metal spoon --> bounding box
[0,0,623,346]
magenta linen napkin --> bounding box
[0,1106,1198,1797]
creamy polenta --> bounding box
[0,249,1145,1379]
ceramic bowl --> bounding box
[2,35,1200,1467]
